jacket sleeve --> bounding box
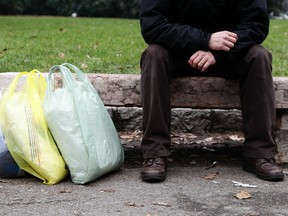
[140,0,211,55]
[213,0,270,64]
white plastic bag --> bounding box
[43,63,124,184]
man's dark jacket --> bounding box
[140,0,270,63]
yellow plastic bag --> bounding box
[0,70,68,184]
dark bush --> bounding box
[1,0,287,19]
[0,0,140,18]
[267,0,288,15]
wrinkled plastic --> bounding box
[0,70,68,184]
[43,63,124,184]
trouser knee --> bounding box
[141,44,170,66]
[140,44,172,83]
[246,44,272,61]
[244,45,272,73]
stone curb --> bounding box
[1,72,288,162]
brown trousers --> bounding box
[140,44,277,159]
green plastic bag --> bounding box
[43,63,124,184]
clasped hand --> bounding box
[188,31,238,72]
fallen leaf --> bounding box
[81,63,88,69]
[204,137,214,141]
[124,202,136,207]
[170,132,180,137]
[235,190,252,200]
[59,189,71,194]
[100,189,115,193]
[59,53,65,58]
[229,135,244,141]
[120,134,133,139]
[132,130,141,136]
[203,172,219,180]
[185,133,198,139]
[124,202,144,207]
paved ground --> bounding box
[1,148,288,216]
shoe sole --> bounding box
[141,173,166,183]
[243,164,285,181]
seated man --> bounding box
[139,0,285,182]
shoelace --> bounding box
[143,158,164,166]
[257,158,277,166]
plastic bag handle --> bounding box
[46,65,74,98]
[0,70,45,114]
[46,63,98,100]
[2,72,28,97]
[47,64,87,89]
[27,70,47,100]
[61,63,95,90]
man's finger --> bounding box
[201,61,210,72]
[224,41,235,48]
[227,31,238,39]
[197,60,205,70]
[227,36,237,44]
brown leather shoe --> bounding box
[243,158,285,181]
[141,157,167,182]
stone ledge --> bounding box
[1,73,288,108]
[73,74,288,109]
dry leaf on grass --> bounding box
[58,53,65,58]
[235,190,252,200]
[81,63,88,69]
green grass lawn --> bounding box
[0,16,146,74]
[263,19,288,76]
[0,16,287,76]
